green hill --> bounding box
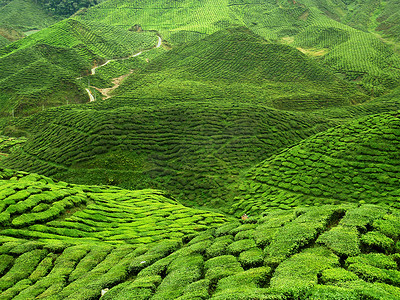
[0,18,158,116]
[76,0,400,96]
[231,111,400,216]
[0,0,58,34]
[0,204,400,299]
[0,102,336,210]
[114,27,367,111]
[0,0,399,116]
[1,0,400,297]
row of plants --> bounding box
[1,203,399,298]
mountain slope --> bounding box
[231,111,400,216]
[114,27,367,110]
[0,18,158,116]
[1,102,337,210]
[0,0,58,34]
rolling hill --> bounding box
[231,111,400,216]
[0,168,227,244]
[1,102,337,209]
[1,0,400,298]
[0,18,158,116]
[113,27,368,111]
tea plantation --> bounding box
[0,202,400,299]
[1,102,338,209]
[114,27,368,111]
[232,111,400,216]
[0,18,158,116]
[0,0,59,34]
[1,0,400,298]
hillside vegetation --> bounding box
[1,102,336,209]
[1,0,400,298]
[114,28,367,111]
[0,169,227,244]
[0,19,158,116]
[231,111,400,216]
[1,0,400,115]
[0,203,400,299]
[0,0,58,34]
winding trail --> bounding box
[84,35,162,102]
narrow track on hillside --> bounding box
[84,35,162,102]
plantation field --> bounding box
[0,204,400,298]
[113,27,368,111]
[231,111,400,216]
[0,0,399,117]
[1,101,337,210]
[0,0,58,33]
[75,0,400,96]
[1,0,400,298]
[0,19,158,116]
[0,169,227,244]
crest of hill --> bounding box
[0,18,158,116]
[116,27,367,111]
[230,111,400,216]
[75,0,400,96]
[0,204,400,298]
[0,168,227,244]
[1,102,337,210]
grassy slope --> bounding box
[230,111,400,216]
[310,85,400,120]
[0,36,9,48]
[0,0,399,116]
[76,0,400,96]
[0,204,400,299]
[1,102,336,210]
[0,19,158,116]
[0,0,58,33]
[0,168,227,244]
[114,27,367,111]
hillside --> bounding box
[113,27,367,111]
[77,0,400,96]
[0,36,9,48]
[0,102,337,209]
[0,0,58,35]
[0,168,227,244]
[0,0,399,116]
[0,204,400,298]
[231,111,400,216]
[0,18,158,116]
[1,0,400,298]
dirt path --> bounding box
[93,71,134,99]
[84,35,162,102]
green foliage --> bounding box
[0,204,399,298]
[0,0,58,32]
[270,247,339,295]
[233,112,400,214]
[361,231,395,253]
[204,255,243,284]
[0,169,227,244]
[320,268,359,284]
[317,225,360,257]
[2,101,337,209]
